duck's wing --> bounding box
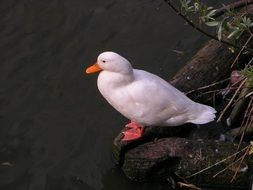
[126,70,193,125]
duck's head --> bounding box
[86,52,133,75]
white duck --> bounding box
[86,52,216,141]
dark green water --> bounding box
[0,0,233,189]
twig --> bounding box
[197,86,250,96]
[226,98,253,181]
[246,56,253,66]
[202,89,225,95]
[236,100,253,150]
[217,78,247,122]
[227,80,252,125]
[177,182,202,190]
[164,0,253,53]
[185,145,250,179]
[214,0,253,18]
[230,145,251,182]
[186,78,230,95]
[213,91,216,108]
[231,34,253,68]
[212,148,249,178]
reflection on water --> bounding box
[0,0,233,189]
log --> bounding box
[170,38,252,104]
[122,138,253,189]
[170,39,233,95]
[112,124,194,166]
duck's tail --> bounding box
[188,103,216,124]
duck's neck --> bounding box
[98,70,134,89]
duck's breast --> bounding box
[97,71,142,120]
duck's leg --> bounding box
[122,121,144,141]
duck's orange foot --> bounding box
[122,121,144,141]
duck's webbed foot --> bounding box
[122,121,144,141]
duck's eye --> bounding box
[102,60,106,63]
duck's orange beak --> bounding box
[86,62,102,74]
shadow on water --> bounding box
[0,0,234,189]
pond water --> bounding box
[0,0,233,190]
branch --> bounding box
[214,0,253,18]
[164,0,253,53]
